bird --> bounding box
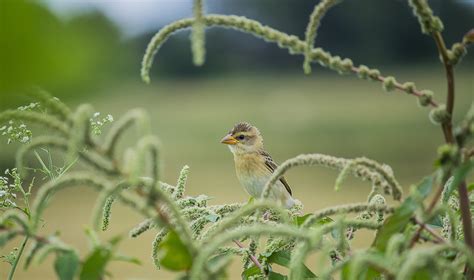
[220,122,296,208]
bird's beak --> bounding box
[220,134,238,145]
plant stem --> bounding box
[432,32,455,144]
[408,180,445,248]
[413,217,445,244]
[7,236,29,280]
[432,30,474,251]
[431,29,473,277]
[233,239,265,274]
[408,30,474,255]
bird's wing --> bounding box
[260,151,292,196]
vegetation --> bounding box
[1,0,474,279]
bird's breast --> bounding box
[233,153,269,198]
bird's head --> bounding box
[220,122,263,154]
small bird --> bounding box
[220,122,296,208]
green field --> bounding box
[1,68,472,279]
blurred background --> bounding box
[0,0,473,279]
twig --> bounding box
[352,66,439,108]
[412,217,445,244]
[233,239,265,275]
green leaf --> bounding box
[157,230,193,271]
[79,247,112,280]
[108,235,123,248]
[0,231,16,248]
[294,214,333,227]
[113,254,142,265]
[341,261,381,280]
[54,250,80,280]
[411,268,432,280]
[268,271,288,280]
[247,196,255,204]
[267,251,317,278]
[442,161,474,202]
[467,183,474,192]
[373,176,433,252]
[426,214,443,228]
[205,213,220,223]
[241,265,261,279]
[242,266,291,280]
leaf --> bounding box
[267,251,317,278]
[294,214,333,227]
[54,250,80,280]
[247,196,255,204]
[241,265,261,279]
[411,268,432,280]
[341,261,381,280]
[442,161,474,202]
[426,214,443,228]
[113,254,142,265]
[108,234,122,248]
[373,176,433,252]
[79,247,112,280]
[0,231,16,248]
[242,266,291,280]
[157,230,193,271]
[268,271,288,280]
[205,213,220,223]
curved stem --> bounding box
[432,31,473,253]
[233,239,264,274]
[8,236,29,280]
[433,32,455,144]
[142,15,440,107]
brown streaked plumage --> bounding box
[220,122,295,208]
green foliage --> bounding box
[0,0,127,107]
[157,230,193,271]
[79,247,112,280]
[373,176,433,252]
[54,251,80,280]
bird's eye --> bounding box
[237,135,245,140]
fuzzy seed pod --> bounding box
[382,76,397,92]
[417,90,434,107]
[408,0,444,34]
[340,58,353,74]
[429,104,450,125]
[368,69,380,81]
[402,82,416,94]
[449,42,467,65]
[357,65,370,79]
